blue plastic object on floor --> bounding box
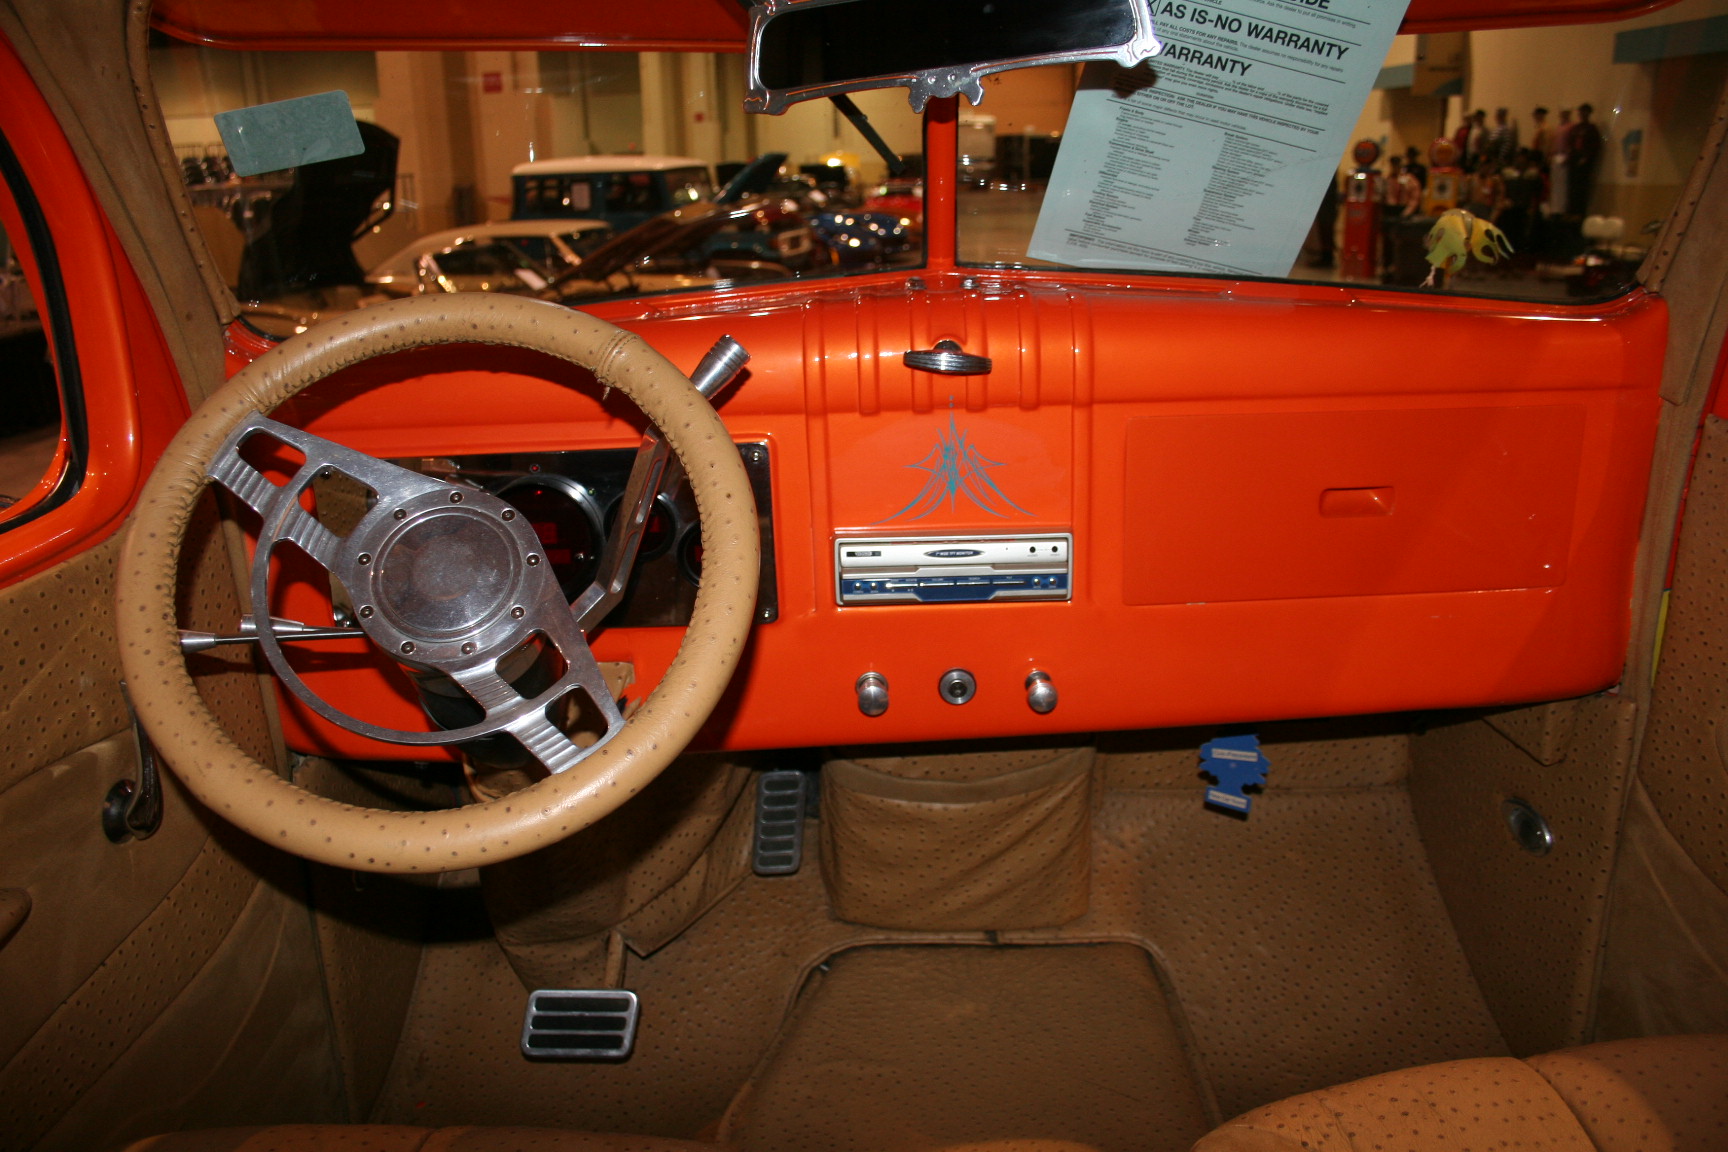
[1200,734,1270,817]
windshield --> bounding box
[154,41,924,328]
[957,9,1724,304]
[155,3,1722,322]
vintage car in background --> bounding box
[758,170,914,266]
[373,201,797,303]
[2,0,1728,1150]
[513,152,818,270]
[860,177,924,235]
[512,154,718,230]
[367,219,619,293]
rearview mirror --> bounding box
[745,0,1161,113]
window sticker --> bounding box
[1030,0,1410,277]
[215,90,365,178]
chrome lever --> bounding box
[572,335,750,635]
[178,615,361,653]
[903,339,991,375]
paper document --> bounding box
[1029,0,1411,277]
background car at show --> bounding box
[513,151,818,271]
[365,219,616,296]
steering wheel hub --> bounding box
[371,505,522,640]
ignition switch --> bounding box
[938,669,977,705]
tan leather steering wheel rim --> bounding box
[116,294,759,873]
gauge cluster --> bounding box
[397,441,778,628]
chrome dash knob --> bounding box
[855,672,889,717]
[1026,670,1058,714]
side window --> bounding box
[608,173,657,213]
[562,226,613,258]
[0,130,80,529]
[436,241,543,278]
[666,167,713,204]
[503,235,557,267]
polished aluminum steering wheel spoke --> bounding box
[449,650,624,775]
[207,412,626,775]
[209,450,347,567]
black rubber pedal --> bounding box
[753,769,807,875]
[520,989,639,1060]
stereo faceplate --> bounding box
[835,533,1073,605]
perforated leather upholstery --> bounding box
[1192,1035,1728,1152]
[123,1129,1109,1151]
[121,1127,716,1151]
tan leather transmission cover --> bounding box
[819,747,1093,930]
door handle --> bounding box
[903,339,991,375]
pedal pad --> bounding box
[753,769,807,875]
[520,989,639,1060]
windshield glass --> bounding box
[152,40,924,329]
[958,7,1725,303]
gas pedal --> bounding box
[520,989,639,1060]
[753,769,807,875]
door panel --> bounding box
[0,538,129,794]
[0,26,348,1148]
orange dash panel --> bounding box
[237,272,1665,758]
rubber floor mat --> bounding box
[724,943,1211,1152]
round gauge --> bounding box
[677,527,704,587]
[604,494,677,563]
[497,476,603,599]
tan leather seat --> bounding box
[1193,1034,1728,1152]
[121,1127,715,1151]
[120,1128,1099,1151]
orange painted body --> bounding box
[150,0,1684,50]
[233,253,1666,757]
[0,36,187,589]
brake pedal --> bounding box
[520,989,639,1060]
[753,769,807,875]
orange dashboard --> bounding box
[227,269,1666,758]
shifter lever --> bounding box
[572,336,749,634]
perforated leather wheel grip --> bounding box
[116,294,759,873]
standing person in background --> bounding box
[1487,108,1518,168]
[1467,110,1490,167]
[1500,147,1545,254]
[1386,155,1422,216]
[1465,156,1506,222]
[1404,145,1428,191]
[1452,111,1477,169]
[1381,155,1423,278]
[1566,103,1604,216]
[1548,108,1573,216]
[1529,107,1552,165]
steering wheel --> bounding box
[115,294,759,874]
